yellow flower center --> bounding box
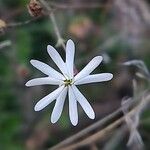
[64,79,73,86]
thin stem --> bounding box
[39,0,65,50]
[7,16,40,28]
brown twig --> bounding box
[60,93,150,150]
[49,91,150,150]
[62,117,123,150]
[49,109,122,150]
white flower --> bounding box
[25,39,113,126]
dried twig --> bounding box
[49,91,150,150]
[123,60,150,80]
[62,117,123,150]
[60,93,150,150]
[49,99,134,150]
[6,16,40,28]
[122,98,144,148]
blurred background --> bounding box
[0,0,150,149]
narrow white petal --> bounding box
[34,85,64,111]
[74,56,103,81]
[72,85,95,119]
[25,77,63,87]
[66,39,75,78]
[47,45,68,77]
[68,86,78,126]
[51,87,67,123]
[30,59,65,80]
[75,73,113,85]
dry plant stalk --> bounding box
[49,91,150,150]
[122,98,144,148]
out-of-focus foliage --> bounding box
[0,0,150,149]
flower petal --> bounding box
[68,86,78,126]
[47,45,68,77]
[25,77,63,87]
[75,73,113,85]
[51,87,67,123]
[72,85,95,119]
[74,56,103,81]
[66,39,75,78]
[34,85,64,111]
[30,59,65,80]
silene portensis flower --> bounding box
[25,39,113,126]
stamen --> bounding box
[64,79,72,86]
